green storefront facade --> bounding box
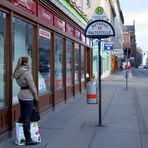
[93,39,112,79]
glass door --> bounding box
[55,35,64,90]
[38,28,51,95]
[74,43,80,84]
[0,11,6,108]
[66,39,73,86]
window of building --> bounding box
[87,0,92,7]
[55,35,63,90]
[74,43,80,83]
[81,46,85,81]
[0,12,6,108]
[66,40,73,86]
[38,28,51,95]
[12,17,33,104]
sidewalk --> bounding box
[0,71,148,148]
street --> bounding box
[1,69,148,148]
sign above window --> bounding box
[75,29,81,39]
[13,0,37,15]
[39,28,51,39]
[81,34,85,43]
[66,23,74,36]
[54,16,65,32]
[38,5,53,25]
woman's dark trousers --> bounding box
[19,100,38,145]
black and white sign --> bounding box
[84,20,115,38]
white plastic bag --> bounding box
[15,122,41,145]
[125,70,132,79]
[128,70,132,79]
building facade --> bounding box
[0,0,93,135]
[86,0,117,78]
[123,22,137,66]
[112,0,124,70]
[68,0,126,73]
[136,46,142,67]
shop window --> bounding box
[103,57,105,74]
[38,28,51,95]
[93,48,98,78]
[81,46,85,81]
[0,12,6,108]
[106,55,109,71]
[66,40,73,86]
[55,36,63,90]
[12,17,33,104]
[74,43,80,83]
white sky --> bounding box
[120,0,148,51]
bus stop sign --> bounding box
[84,20,115,38]
[84,19,115,126]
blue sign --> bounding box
[104,42,113,51]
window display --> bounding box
[55,36,63,90]
[74,43,80,83]
[12,17,33,104]
[0,12,6,108]
[81,46,85,81]
[38,28,51,95]
[66,40,73,86]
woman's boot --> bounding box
[23,122,38,145]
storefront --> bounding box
[0,0,93,135]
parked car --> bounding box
[143,65,148,69]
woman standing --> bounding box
[13,57,39,145]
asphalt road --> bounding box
[132,68,148,79]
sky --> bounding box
[120,0,148,51]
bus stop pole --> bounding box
[98,38,102,126]
[126,48,128,90]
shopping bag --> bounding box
[15,122,25,145]
[15,122,41,145]
[128,70,132,79]
[30,122,41,142]
[124,70,132,79]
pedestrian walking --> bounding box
[13,56,39,145]
[124,62,132,79]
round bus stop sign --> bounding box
[84,19,115,39]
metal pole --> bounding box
[98,39,102,125]
[126,48,128,90]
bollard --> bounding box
[86,80,97,104]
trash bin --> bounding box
[86,80,97,104]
